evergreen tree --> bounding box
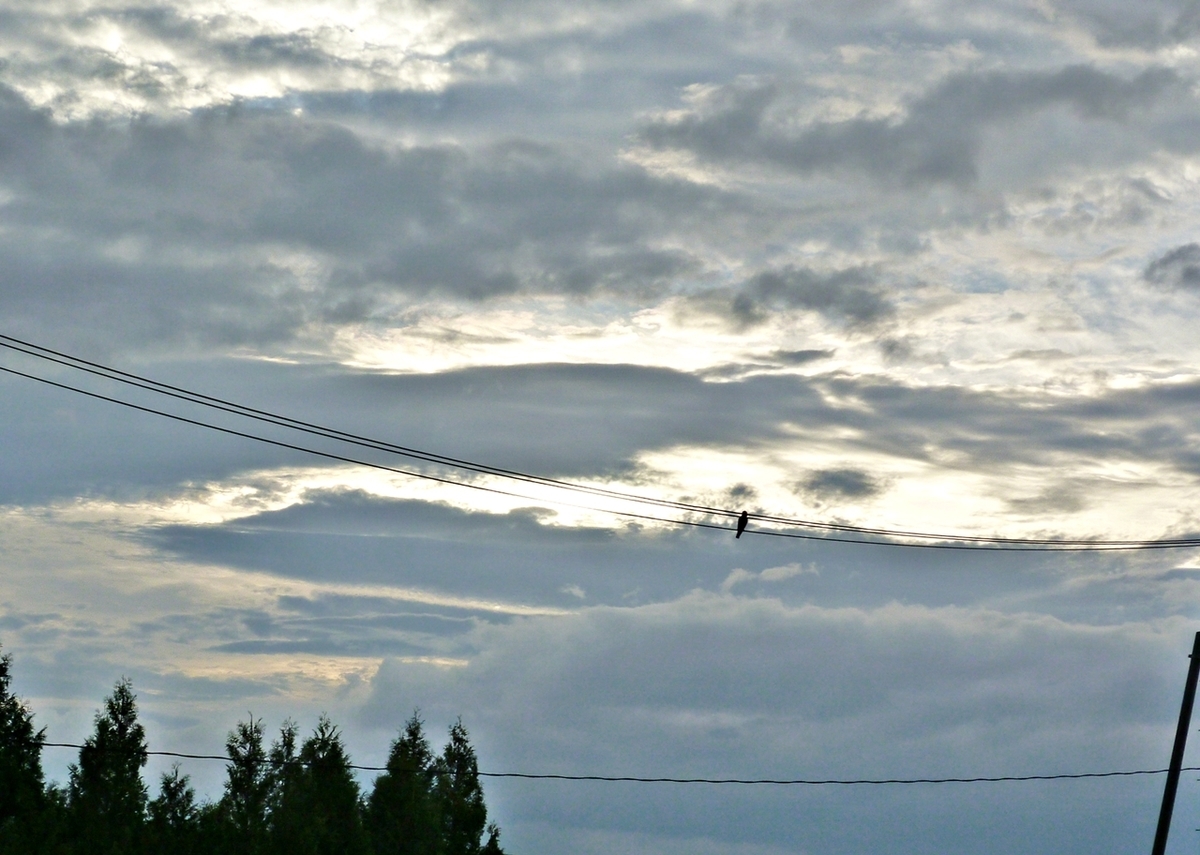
[0,645,46,853]
[67,678,148,855]
[481,823,505,855]
[147,765,201,855]
[269,716,369,855]
[218,716,272,855]
[434,720,489,855]
[365,712,441,855]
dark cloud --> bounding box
[732,266,892,328]
[1144,243,1200,291]
[0,86,723,348]
[796,467,884,501]
[770,348,835,365]
[640,65,1185,187]
[6,356,1200,522]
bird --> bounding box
[735,510,749,539]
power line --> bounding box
[3,333,1199,551]
[4,332,1181,548]
[39,743,1195,786]
[5,360,1193,552]
[0,361,731,537]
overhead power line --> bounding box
[3,332,1199,552]
[39,743,1196,786]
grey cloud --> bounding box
[732,265,892,328]
[769,348,834,364]
[7,356,1200,522]
[144,485,1167,628]
[1006,483,1089,514]
[0,87,724,347]
[1144,243,1200,291]
[641,65,1184,187]
[362,596,1190,854]
[1055,0,1200,47]
[1009,348,1072,361]
[796,467,884,501]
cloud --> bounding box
[0,86,726,349]
[721,562,816,592]
[1006,483,1089,515]
[769,348,835,365]
[1054,0,1200,48]
[732,266,893,329]
[8,353,1200,535]
[796,468,885,502]
[640,65,1185,187]
[362,593,1194,854]
[1144,243,1200,292]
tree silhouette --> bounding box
[0,643,511,854]
[219,716,272,854]
[147,765,201,855]
[365,712,441,855]
[0,645,45,852]
[435,719,490,855]
[67,678,148,855]
[269,716,369,855]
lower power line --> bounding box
[40,743,1198,785]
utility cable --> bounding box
[4,332,1186,547]
[6,362,1198,551]
[3,334,1200,551]
[38,743,1199,785]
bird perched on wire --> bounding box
[736,510,749,539]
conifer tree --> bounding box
[0,645,45,852]
[435,720,490,855]
[67,678,148,855]
[365,712,441,855]
[481,823,505,855]
[269,716,369,855]
[147,765,200,855]
[219,716,272,855]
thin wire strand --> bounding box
[38,743,1196,785]
[4,359,1200,552]
[5,333,1194,548]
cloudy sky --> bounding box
[4,0,1200,851]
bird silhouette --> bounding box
[736,510,749,539]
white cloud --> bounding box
[722,562,817,591]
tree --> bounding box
[481,823,505,855]
[365,712,441,855]
[0,645,46,852]
[218,716,272,855]
[67,678,148,855]
[147,765,200,855]
[269,716,369,855]
[434,720,489,855]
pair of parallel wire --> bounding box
[2,332,1198,552]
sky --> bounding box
[3,0,1200,852]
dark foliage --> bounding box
[0,645,46,853]
[0,644,508,855]
[269,716,369,855]
[67,678,149,855]
[436,719,489,855]
[365,713,441,855]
